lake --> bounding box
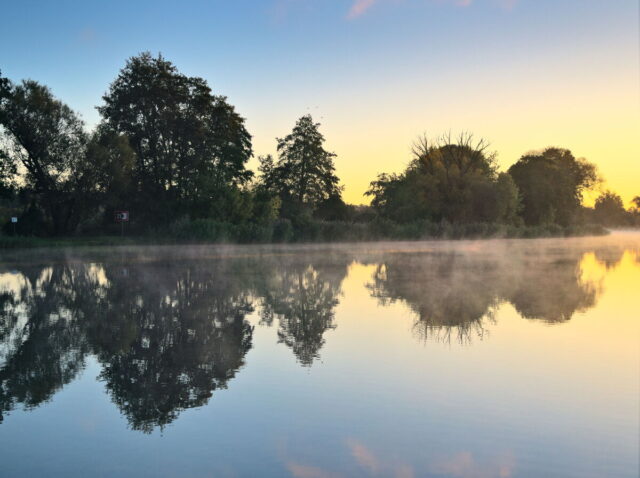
[0,232,638,477]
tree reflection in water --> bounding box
[367,245,615,343]
[0,243,626,428]
[367,252,503,344]
[89,261,255,432]
[258,255,348,366]
[0,253,347,430]
[0,259,256,431]
[0,264,92,423]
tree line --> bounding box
[1,52,638,241]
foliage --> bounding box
[0,77,88,234]
[593,190,626,226]
[98,52,253,223]
[508,147,599,226]
[0,63,630,243]
[366,133,520,224]
[258,115,341,216]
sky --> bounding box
[1,0,638,206]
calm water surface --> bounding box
[0,233,638,477]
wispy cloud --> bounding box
[286,462,342,478]
[347,438,380,473]
[346,0,517,19]
[347,0,377,19]
[429,451,516,478]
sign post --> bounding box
[11,217,17,235]
[114,211,130,237]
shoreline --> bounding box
[0,223,613,251]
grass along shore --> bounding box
[0,220,609,250]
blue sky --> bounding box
[1,0,638,203]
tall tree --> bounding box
[508,148,598,226]
[0,78,88,234]
[261,115,341,211]
[98,52,253,222]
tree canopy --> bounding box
[593,191,626,226]
[367,133,520,224]
[98,52,253,222]
[508,148,599,226]
[1,59,636,240]
[259,115,341,214]
[0,77,88,234]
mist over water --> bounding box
[0,233,638,477]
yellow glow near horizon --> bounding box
[250,44,640,208]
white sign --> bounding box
[11,217,17,223]
[114,211,130,222]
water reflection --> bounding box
[259,255,348,365]
[367,252,501,343]
[367,245,613,343]
[0,265,89,423]
[0,240,634,432]
[89,261,255,432]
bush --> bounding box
[272,219,294,243]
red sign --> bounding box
[114,211,130,222]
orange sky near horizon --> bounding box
[248,45,640,207]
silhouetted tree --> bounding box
[0,79,88,234]
[259,115,341,218]
[508,148,598,226]
[80,127,136,227]
[98,52,253,223]
[593,190,626,226]
[314,194,351,221]
[632,196,640,212]
[366,133,520,224]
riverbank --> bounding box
[0,220,609,250]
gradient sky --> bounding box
[1,0,638,205]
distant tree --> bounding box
[0,78,88,234]
[629,196,640,227]
[314,194,351,221]
[98,52,253,223]
[366,133,518,224]
[468,172,521,224]
[593,190,626,226]
[508,148,598,226]
[260,115,341,214]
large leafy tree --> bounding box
[0,76,88,234]
[79,127,137,225]
[508,148,598,226]
[98,52,253,222]
[367,133,519,224]
[260,115,341,212]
